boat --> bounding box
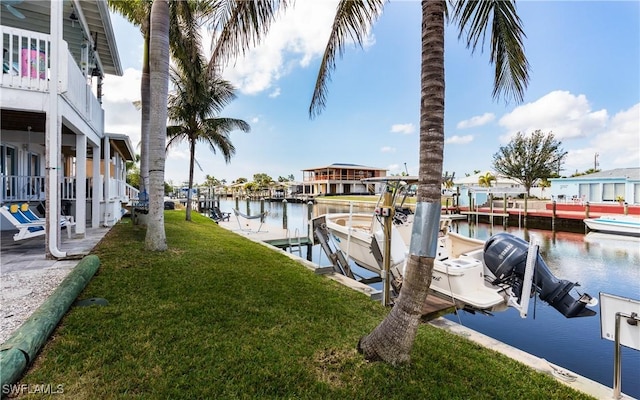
[311,176,597,319]
[583,215,640,237]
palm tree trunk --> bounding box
[145,0,169,251]
[186,138,196,221]
[359,0,445,364]
[140,18,151,195]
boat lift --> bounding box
[311,215,354,279]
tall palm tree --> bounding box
[309,0,529,365]
[108,0,152,196]
[145,0,170,251]
[166,51,250,221]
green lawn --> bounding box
[18,212,593,399]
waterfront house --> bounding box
[549,168,640,205]
[301,163,387,196]
[453,171,528,208]
[1,1,136,257]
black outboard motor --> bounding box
[483,233,596,318]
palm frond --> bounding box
[208,0,290,73]
[309,0,385,118]
[451,0,529,103]
[108,0,152,29]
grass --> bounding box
[17,211,593,399]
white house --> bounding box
[549,168,640,205]
[1,1,137,258]
[453,171,529,207]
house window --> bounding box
[602,183,625,202]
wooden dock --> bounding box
[421,295,457,321]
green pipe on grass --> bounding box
[0,255,100,388]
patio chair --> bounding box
[232,208,268,233]
[210,206,231,223]
[0,204,45,241]
[19,203,76,238]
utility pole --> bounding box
[594,153,599,171]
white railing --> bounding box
[125,183,140,202]
[0,175,46,202]
[108,177,131,201]
[60,42,104,132]
[1,26,50,91]
[1,26,103,132]
[0,175,121,203]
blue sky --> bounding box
[103,1,640,186]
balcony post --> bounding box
[75,134,87,236]
[91,143,100,228]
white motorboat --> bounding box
[583,215,640,237]
[311,177,596,318]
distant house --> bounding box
[1,1,136,257]
[549,168,640,205]
[453,171,527,207]
[301,163,387,195]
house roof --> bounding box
[563,168,640,180]
[107,133,134,161]
[0,0,122,76]
[453,171,521,186]
[302,163,386,172]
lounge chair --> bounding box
[18,203,76,238]
[1,204,76,241]
[232,208,268,233]
[210,207,231,223]
[0,204,46,241]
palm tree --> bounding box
[166,51,250,221]
[478,172,496,188]
[206,0,528,365]
[309,1,529,365]
[111,0,219,247]
[145,0,170,251]
[110,0,219,195]
[109,0,152,195]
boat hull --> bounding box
[584,216,640,237]
[321,214,509,312]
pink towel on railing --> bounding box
[20,48,45,79]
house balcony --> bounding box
[1,26,103,133]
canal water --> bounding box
[217,199,640,398]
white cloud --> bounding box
[386,163,400,173]
[457,112,495,129]
[390,123,415,134]
[268,87,281,98]
[582,103,640,170]
[380,146,396,153]
[445,135,473,145]
[218,1,376,95]
[496,91,638,173]
[167,147,189,160]
[498,90,608,142]
[103,68,142,146]
[218,1,335,94]
[251,117,260,124]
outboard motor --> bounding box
[483,233,596,318]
